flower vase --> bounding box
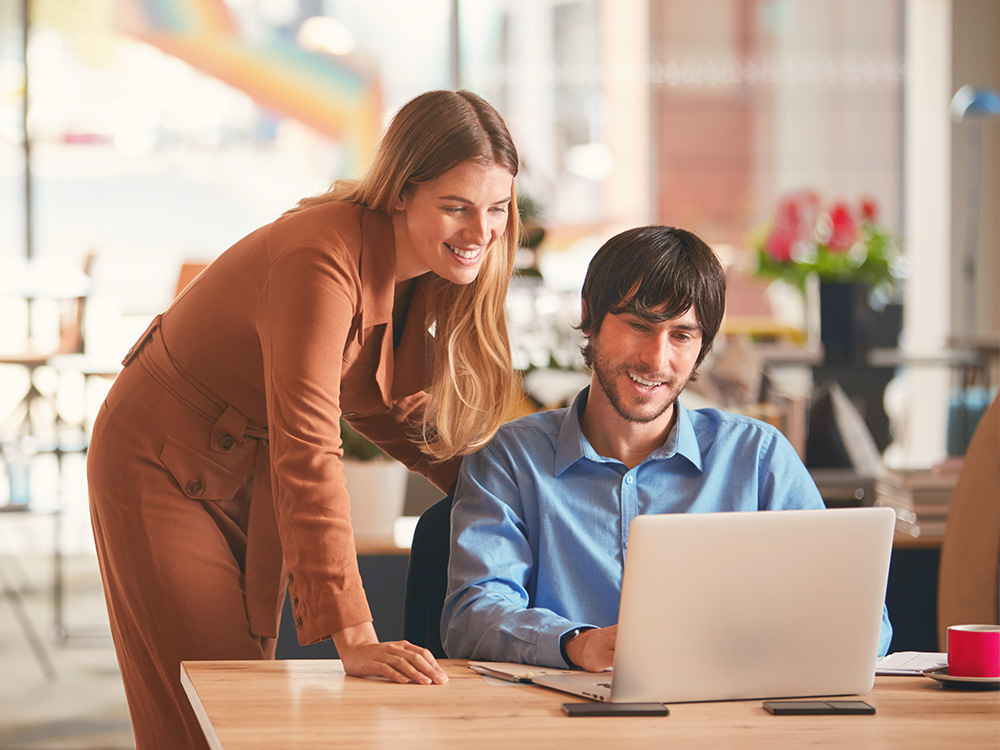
[817,281,900,364]
[818,281,866,363]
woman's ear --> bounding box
[393,185,411,212]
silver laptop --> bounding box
[531,507,895,703]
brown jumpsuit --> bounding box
[88,202,461,748]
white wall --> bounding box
[902,0,1000,467]
[902,1,954,466]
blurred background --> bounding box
[0,1,997,747]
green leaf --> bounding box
[339,419,387,461]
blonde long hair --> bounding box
[289,90,521,460]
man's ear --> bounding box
[579,300,591,336]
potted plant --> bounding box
[515,192,547,278]
[339,419,408,544]
[750,190,905,362]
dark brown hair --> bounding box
[579,225,727,368]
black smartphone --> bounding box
[825,700,876,715]
[562,702,669,717]
[763,700,875,716]
[763,700,836,715]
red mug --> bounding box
[947,624,1000,678]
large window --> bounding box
[3,0,992,466]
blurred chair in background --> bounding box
[937,391,1000,650]
[0,252,95,448]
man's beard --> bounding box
[590,344,690,424]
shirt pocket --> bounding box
[160,436,245,501]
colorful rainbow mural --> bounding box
[114,0,382,170]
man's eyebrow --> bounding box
[622,310,702,331]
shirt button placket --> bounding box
[622,470,638,553]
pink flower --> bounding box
[764,194,810,261]
[826,202,858,253]
[798,189,821,214]
[859,197,879,223]
[755,189,899,296]
[764,226,796,261]
[774,195,801,227]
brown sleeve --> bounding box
[257,239,372,645]
[347,397,463,495]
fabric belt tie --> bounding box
[123,315,284,638]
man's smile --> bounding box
[628,371,666,389]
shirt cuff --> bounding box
[558,626,596,669]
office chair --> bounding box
[937,390,1000,650]
[402,495,452,659]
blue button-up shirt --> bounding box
[442,388,892,666]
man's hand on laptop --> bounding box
[565,625,617,672]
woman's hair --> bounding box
[290,90,521,460]
[579,225,727,371]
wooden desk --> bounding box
[181,660,999,749]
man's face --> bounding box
[587,305,703,424]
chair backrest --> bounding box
[402,495,452,659]
[937,391,1000,649]
[55,250,96,355]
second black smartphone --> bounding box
[562,702,670,717]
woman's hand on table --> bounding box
[332,622,448,685]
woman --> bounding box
[88,89,521,749]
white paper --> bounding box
[875,651,947,675]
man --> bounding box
[441,225,892,671]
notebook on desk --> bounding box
[530,507,895,704]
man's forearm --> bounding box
[442,594,578,667]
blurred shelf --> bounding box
[722,316,807,343]
[866,347,986,370]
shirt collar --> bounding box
[646,398,704,472]
[554,387,704,475]
[358,208,398,331]
[356,206,434,402]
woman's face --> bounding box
[393,159,514,285]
